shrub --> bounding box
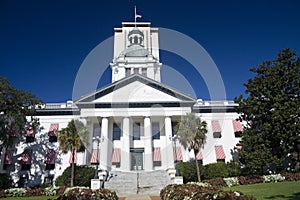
[57,187,118,200]
[282,172,300,181]
[0,173,12,189]
[24,188,44,197]
[0,189,7,198]
[202,162,229,180]
[5,188,26,197]
[226,159,242,177]
[187,182,211,188]
[56,186,68,196]
[263,174,285,183]
[44,186,57,196]
[223,177,240,187]
[160,183,256,200]
[178,161,203,183]
[55,165,95,187]
[203,178,227,189]
[238,176,264,185]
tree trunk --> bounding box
[71,149,75,186]
[194,150,201,182]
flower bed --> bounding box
[160,183,256,200]
[1,186,118,199]
[160,173,300,200]
[56,186,118,200]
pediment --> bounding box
[76,74,196,105]
[93,81,182,103]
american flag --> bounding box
[135,14,142,19]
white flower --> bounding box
[234,191,240,196]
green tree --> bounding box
[235,48,300,175]
[175,113,207,182]
[0,77,41,147]
[58,119,89,186]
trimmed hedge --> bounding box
[55,165,95,187]
[0,173,12,189]
[178,161,203,183]
[202,162,229,180]
[178,161,240,182]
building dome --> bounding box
[128,27,144,46]
[128,27,144,37]
[120,44,150,57]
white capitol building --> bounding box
[0,20,243,194]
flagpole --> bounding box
[134,6,137,27]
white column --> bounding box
[163,116,174,169]
[100,117,109,170]
[121,117,131,171]
[144,116,153,171]
[86,118,93,165]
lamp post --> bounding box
[93,136,100,179]
[169,135,180,176]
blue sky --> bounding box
[1,0,300,102]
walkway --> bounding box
[119,194,161,200]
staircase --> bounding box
[105,170,171,195]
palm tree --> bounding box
[175,113,207,182]
[58,119,89,186]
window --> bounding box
[234,131,242,138]
[112,148,121,168]
[213,132,222,138]
[48,124,58,142]
[44,176,54,186]
[133,68,139,74]
[232,120,243,137]
[21,149,32,170]
[93,123,101,138]
[152,122,160,140]
[19,174,29,188]
[133,122,140,140]
[134,36,138,44]
[3,151,13,170]
[171,122,178,137]
[45,149,56,170]
[142,68,147,76]
[113,123,121,140]
[24,126,35,143]
[125,68,131,76]
[153,148,161,167]
[49,134,57,142]
[153,161,161,167]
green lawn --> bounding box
[224,181,300,200]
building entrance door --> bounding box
[131,148,144,170]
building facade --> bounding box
[0,21,243,188]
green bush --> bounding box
[55,165,95,187]
[226,159,242,177]
[178,161,203,183]
[202,162,229,180]
[0,174,12,189]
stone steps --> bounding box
[105,170,171,195]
